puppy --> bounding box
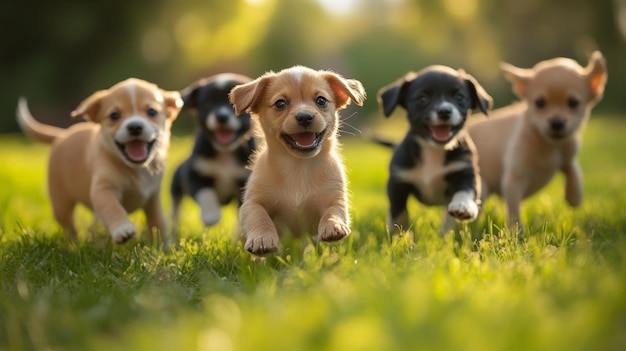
[170,73,256,229]
[17,78,183,244]
[229,66,366,255]
[377,65,492,233]
[468,51,607,228]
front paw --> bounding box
[448,198,479,221]
[201,210,222,227]
[245,233,279,256]
[319,218,350,242]
[110,222,136,243]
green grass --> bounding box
[1,116,626,351]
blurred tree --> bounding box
[1,0,622,134]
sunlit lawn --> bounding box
[1,116,625,351]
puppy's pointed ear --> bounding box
[322,72,366,109]
[500,62,533,98]
[70,89,109,122]
[161,90,184,121]
[229,73,273,116]
[584,50,608,104]
[377,75,411,117]
[462,71,493,115]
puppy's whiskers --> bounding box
[339,112,361,136]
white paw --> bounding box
[110,222,136,243]
[201,211,222,227]
[447,191,479,221]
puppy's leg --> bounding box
[388,180,412,232]
[169,166,185,231]
[50,197,77,239]
[239,201,279,255]
[447,190,479,221]
[195,188,222,226]
[318,201,350,242]
[501,171,525,229]
[49,175,78,239]
[144,192,169,247]
[562,159,583,207]
[91,184,135,244]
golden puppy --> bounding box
[229,66,366,255]
[469,51,607,228]
[17,78,183,245]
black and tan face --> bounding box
[502,51,607,142]
[71,78,183,167]
[378,66,492,148]
[182,73,253,152]
[230,66,366,159]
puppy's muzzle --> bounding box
[436,106,452,121]
[116,120,157,164]
[281,112,326,154]
[296,112,314,127]
[548,117,568,138]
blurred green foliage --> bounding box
[1,0,622,133]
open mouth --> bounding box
[116,139,156,164]
[427,124,458,143]
[281,131,325,152]
[213,128,238,146]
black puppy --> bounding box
[377,65,492,233]
[171,73,257,229]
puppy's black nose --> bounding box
[437,107,452,120]
[127,122,143,136]
[296,112,314,126]
[550,118,566,131]
[216,112,230,124]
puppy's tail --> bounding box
[16,97,65,144]
[362,129,396,149]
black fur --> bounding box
[377,66,492,229]
[171,73,256,227]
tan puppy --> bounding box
[469,51,607,228]
[17,78,183,245]
[229,66,366,255]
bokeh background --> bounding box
[1,0,623,133]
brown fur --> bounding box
[469,51,608,228]
[229,66,366,255]
[17,78,182,245]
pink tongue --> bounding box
[124,140,148,162]
[292,132,316,147]
[215,130,236,145]
[429,125,452,142]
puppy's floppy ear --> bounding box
[180,79,205,109]
[229,73,273,116]
[161,89,184,120]
[500,62,533,98]
[584,50,608,104]
[377,75,412,117]
[322,72,366,109]
[461,70,493,115]
[70,89,110,122]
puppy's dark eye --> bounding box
[568,98,579,109]
[147,108,158,117]
[535,98,546,109]
[274,99,288,110]
[454,92,465,103]
[110,112,121,121]
[316,96,328,108]
[417,95,430,105]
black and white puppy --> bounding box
[377,65,492,233]
[171,73,257,229]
